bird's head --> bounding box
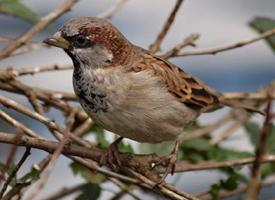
[44,17,131,69]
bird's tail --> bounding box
[219,97,264,115]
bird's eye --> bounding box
[75,35,89,47]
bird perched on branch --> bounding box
[44,17,262,182]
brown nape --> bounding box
[80,25,133,66]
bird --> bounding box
[44,17,262,182]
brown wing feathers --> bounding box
[140,54,220,111]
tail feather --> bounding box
[219,98,264,115]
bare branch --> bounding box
[246,95,273,200]
[149,0,184,53]
[160,33,200,58]
[0,64,73,78]
[0,109,41,138]
[41,183,83,200]
[97,0,128,19]
[26,131,69,200]
[0,0,79,60]
[176,27,275,56]
[0,148,31,199]
[2,131,275,175]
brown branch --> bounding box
[0,95,91,148]
[26,132,69,200]
[108,178,141,200]
[0,109,42,138]
[181,112,232,141]
[4,131,275,200]
[176,27,275,56]
[0,36,47,57]
[2,131,275,174]
[0,148,31,199]
[0,81,77,102]
[198,175,275,200]
[97,0,128,19]
[2,183,30,200]
[160,33,200,58]
[26,112,75,200]
[246,96,273,200]
[149,0,184,53]
[0,64,72,78]
[0,79,87,121]
[41,183,83,200]
[210,111,250,145]
[0,0,78,60]
[0,143,18,186]
[127,169,198,200]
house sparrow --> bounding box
[44,17,261,181]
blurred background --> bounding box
[0,0,275,199]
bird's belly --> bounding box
[81,69,199,143]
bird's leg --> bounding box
[100,136,123,168]
[155,139,180,184]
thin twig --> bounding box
[97,0,128,19]
[41,183,84,200]
[0,0,78,60]
[0,64,73,78]
[0,36,47,57]
[210,111,250,145]
[160,33,200,58]
[26,111,75,200]
[0,148,31,199]
[0,109,41,138]
[149,0,184,53]
[175,27,275,56]
[246,95,273,200]
[199,175,275,200]
[181,112,232,141]
[26,134,69,200]
[128,169,198,200]
[109,178,141,200]
[0,95,91,148]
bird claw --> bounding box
[153,140,180,185]
[155,153,177,185]
[99,137,123,169]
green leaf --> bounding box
[89,125,109,149]
[139,141,174,156]
[244,122,260,147]
[249,17,275,53]
[182,138,211,151]
[70,162,104,184]
[209,184,220,200]
[118,141,134,153]
[207,147,252,161]
[0,0,37,23]
[260,163,275,179]
[245,122,275,153]
[209,168,248,199]
[75,183,101,200]
[20,167,41,183]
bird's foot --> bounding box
[155,153,177,185]
[100,137,123,169]
[154,140,180,185]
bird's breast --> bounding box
[73,67,198,143]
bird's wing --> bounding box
[129,52,220,111]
